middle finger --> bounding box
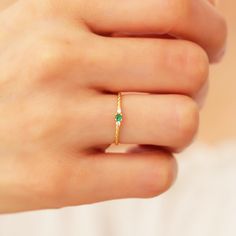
[83,36,209,96]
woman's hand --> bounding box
[0,0,226,213]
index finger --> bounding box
[78,0,227,62]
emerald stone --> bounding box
[115,113,123,122]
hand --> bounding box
[0,0,226,213]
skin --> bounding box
[0,0,226,213]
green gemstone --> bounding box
[115,113,123,122]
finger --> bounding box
[79,0,227,62]
[68,94,199,150]
[84,36,209,96]
[50,150,177,207]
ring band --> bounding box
[115,93,123,145]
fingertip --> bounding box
[131,151,178,198]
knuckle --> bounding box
[160,40,209,95]
[174,42,209,95]
[176,96,199,149]
[35,39,69,78]
[186,44,209,94]
[141,153,177,198]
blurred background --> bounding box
[198,1,236,144]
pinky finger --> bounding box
[56,150,178,207]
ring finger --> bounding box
[68,93,199,151]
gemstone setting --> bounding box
[115,113,123,123]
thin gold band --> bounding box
[115,123,120,145]
[115,93,123,145]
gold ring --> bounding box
[115,93,123,145]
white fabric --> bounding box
[0,141,236,236]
